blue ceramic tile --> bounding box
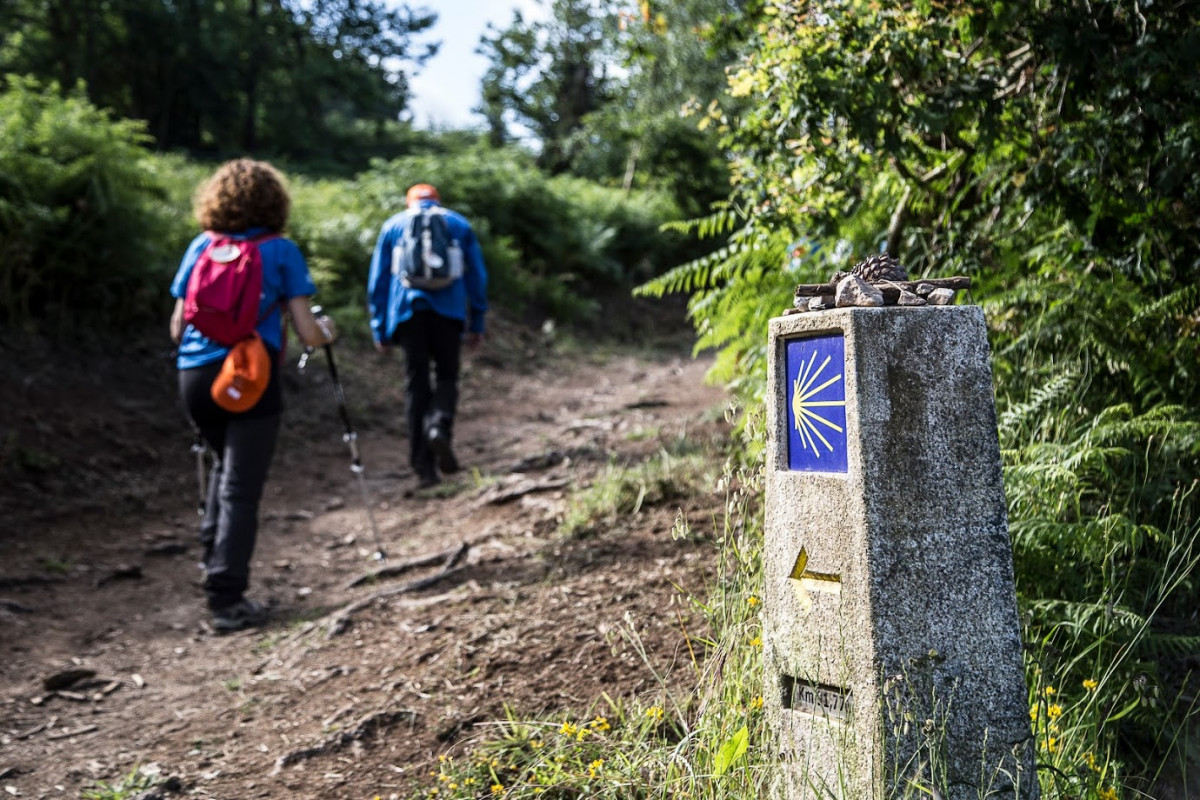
[785,335,848,473]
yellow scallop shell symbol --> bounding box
[791,351,845,458]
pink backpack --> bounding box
[182,232,278,346]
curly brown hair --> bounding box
[193,159,291,233]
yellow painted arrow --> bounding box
[789,547,841,611]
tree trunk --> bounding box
[46,0,78,88]
[178,0,204,149]
[622,141,641,192]
[243,0,261,151]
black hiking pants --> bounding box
[392,309,464,478]
[179,356,282,610]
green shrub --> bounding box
[0,76,179,334]
[0,87,694,338]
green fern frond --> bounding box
[997,369,1081,439]
[634,242,743,298]
[1025,598,1148,637]
[659,204,741,238]
[1141,631,1200,659]
[1088,408,1200,448]
[1132,283,1200,326]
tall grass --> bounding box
[1022,490,1200,798]
[996,352,1200,793]
[558,446,716,540]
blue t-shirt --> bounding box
[171,228,317,370]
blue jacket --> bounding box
[368,200,488,343]
[171,229,317,370]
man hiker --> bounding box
[368,183,488,489]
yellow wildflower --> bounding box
[491,784,505,795]
[1098,788,1118,800]
[559,722,578,737]
[588,758,605,777]
[448,783,457,790]
[1047,704,1063,719]
[645,706,665,722]
[1084,679,1099,691]
[531,739,544,749]
[1046,737,1058,754]
[590,716,611,731]
[747,595,760,607]
[1044,686,1056,697]
[750,696,764,711]
[1084,751,1099,771]
[750,636,762,648]
[1029,707,1039,722]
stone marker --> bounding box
[763,306,1036,799]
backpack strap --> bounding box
[247,233,283,328]
[247,234,287,362]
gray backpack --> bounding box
[391,206,464,290]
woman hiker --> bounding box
[169,158,337,633]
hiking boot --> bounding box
[415,469,441,490]
[211,597,267,633]
[426,426,459,475]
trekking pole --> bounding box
[302,308,387,561]
[191,431,207,517]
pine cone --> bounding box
[850,253,908,283]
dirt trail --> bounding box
[0,323,729,799]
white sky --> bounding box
[406,0,550,130]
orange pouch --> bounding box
[211,333,271,413]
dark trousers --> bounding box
[180,358,282,609]
[393,309,464,476]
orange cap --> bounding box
[406,183,440,205]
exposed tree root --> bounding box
[327,543,471,638]
[270,708,417,774]
[0,598,35,613]
[14,716,57,741]
[261,586,488,662]
[346,542,470,589]
[474,476,569,506]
